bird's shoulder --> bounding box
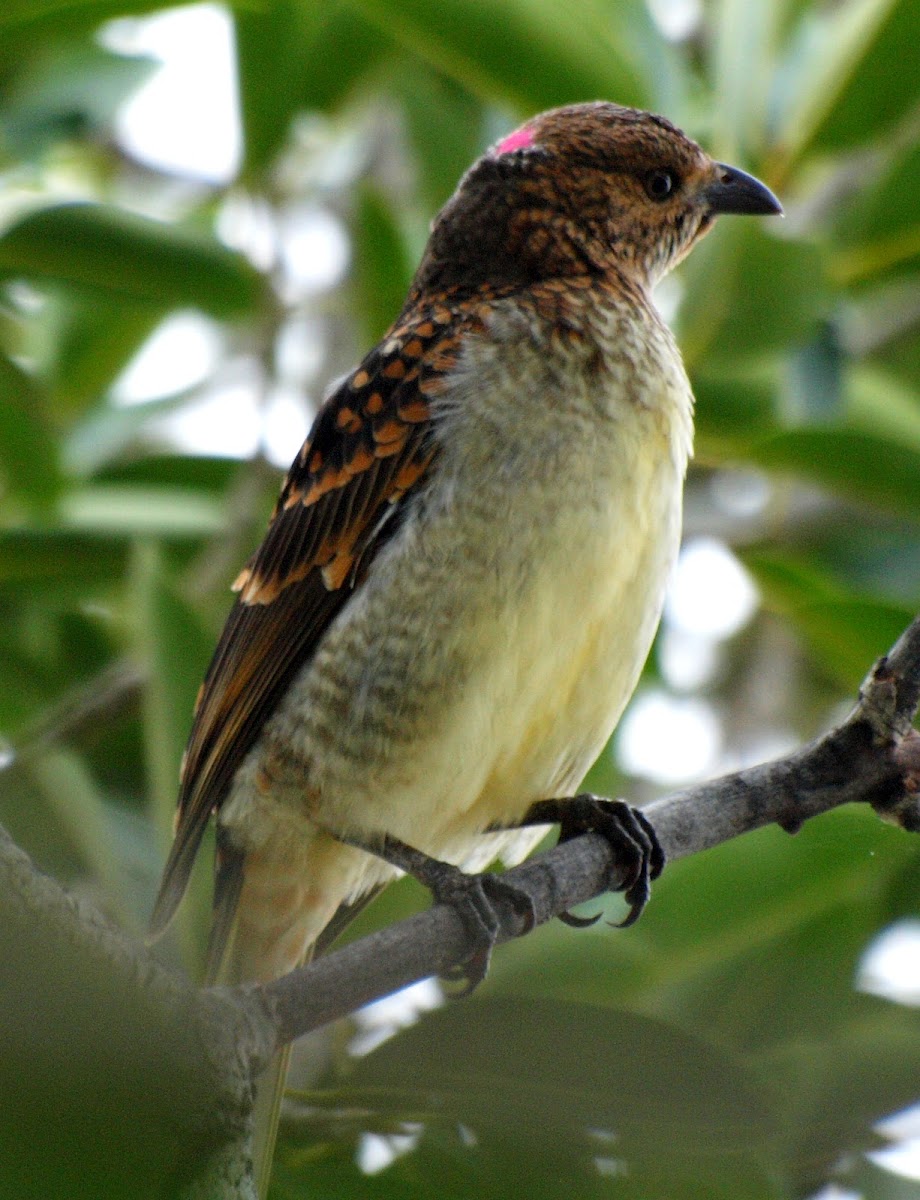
[234,301,491,606]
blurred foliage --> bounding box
[0,0,918,1197]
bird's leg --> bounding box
[499,795,664,928]
[331,831,537,991]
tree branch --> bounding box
[260,615,920,1047]
[3,617,919,1197]
[0,823,274,1198]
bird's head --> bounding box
[414,101,781,298]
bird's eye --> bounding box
[645,170,677,201]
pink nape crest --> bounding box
[496,125,536,155]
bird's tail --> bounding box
[250,1047,293,1199]
[206,839,314,1199]
[207,834,380,1198]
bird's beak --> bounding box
[705,163,783,216]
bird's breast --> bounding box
[223,304,693,869]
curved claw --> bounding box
[611,876,651,928]
[553,794,664,926]
[558,908,603,929]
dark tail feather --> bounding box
[204,833,246,984]
[313,886,385,956]
[147,805,212,943]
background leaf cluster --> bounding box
[0,0,918,1197]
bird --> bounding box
[149,99,780,1188]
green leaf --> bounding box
[760,1004,920,1182]
[39,291,162,416]
[805,0,918,152]
[849,1158,920,1200]
[234,1,323,178]
[747,426,920,520]
[297,4,399,114]
[25,746,133,922]
[771,0,913,165]
[498,803,914,1021]
[235,0,402,177]
[334,997,774,1162]
[130,542,215,971]
[0,529,129,590]
[349,0,652,112]
[0,40,155,157]
[847,365,920,456]
[0,203,264,317]
[745,550,915,684]
[65,389,213,477]
[60,485,226,538]
[709,0,784,161]
[352,184,414,344]
[394,67,486,211]
[692,365,780,455]
[0,0,176,27]
[677,221,826,370]
[831,140,920,287]
[97,452,245,494]
[0,351,62,511]
[129,542,212,838]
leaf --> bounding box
[0,351,63,511]
[236,0,402,177]
[25,747,133,922]
[692,365,780,454]
[65,390,214,477]
[747,427,920,521]
[0,529,130,590]
[831,140,920,286]
[130,543,216,971]
[97,452,244,494]
[709,0,785,161]
[352,184,414,345]
[60,485,226,538]
[0,40,156,157]
[0,203,264,317]
[336,997,774,1162]
[849,1159,920,1200]
[297,3,399,115]
[771,0,913,165]
[759,1004,920,1185]
[847,364,920,456]
[677,221,827,370]
[129,542,212,835]
[349,0,652,112]
[0,0,173,27]
[40,291,162,416]
[804,0,918,152]
[234,1,323,178]
[394,67,486,211]
[745,550,915,684]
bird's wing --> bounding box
[149,313,468,938]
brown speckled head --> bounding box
[413,101,780,298]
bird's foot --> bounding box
[340,832,535,993]
[523,795,664,927]
[430,865,536,994]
